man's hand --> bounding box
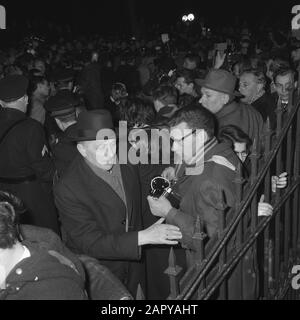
[138,218,182,246]
[214,51,226,69]
[147,195,173,218]
[161,167,176,181]
[257,195,273,217]
[272,172,288,193]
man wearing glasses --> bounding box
[148,104,258,299]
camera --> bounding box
[149,176,181,209]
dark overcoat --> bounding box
[166,142,258,300]
[54,155,145,295]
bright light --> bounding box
[187,13,195,21]
[182,15,188,22]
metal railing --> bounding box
[135,90,300,300]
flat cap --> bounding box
[0,75,29,103]
[45,90,78,117]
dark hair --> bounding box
[184,54,200,68]
[232,57,252,75]
[240,68,266,87]
[28,75,47,96]
[218,125,252,151]
[268,59,290,75]
[176,68,197,85]
[168,104,215,138]
[273,67,296,84]
[119,97,156,128]
[153,85,177,106]
[0,201,18,249]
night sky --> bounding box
[1,0,299,34]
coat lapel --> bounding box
[119,164,134,228]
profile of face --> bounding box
[34,60,46,75]
[234,142,248,163]
[199,88,228,114]
[170,122,207,165]
[232,63,240,79]
[291,48,300,63]
[38,80,50,97]
[239,73,262,103]
[77,139,117,171]
[274,73,294,102]
[175,77,194,95]
[240,41,249,55]
[183,58,196,70]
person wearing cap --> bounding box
[0,75,60,234]
[52,68,75,93]
[197,69,264,146]
[44,91,79,178]
[54,109,182,296]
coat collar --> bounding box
[78,156,134,226]
[215,101,239,120]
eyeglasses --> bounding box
[170,129,196,145]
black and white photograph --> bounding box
[0,0,299,306]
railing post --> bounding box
[218,193,227,300]
[262,119,272,299]
[283,93,293,273]
[295,105,300,251]
[250,137,259,232]
[165,247,183,299]
[234,161,245,299]
[274,99,283,294]
[193,215,207,298]
[136,283,145,300]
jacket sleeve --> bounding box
[166,179,229,251]
[26,122,55,182]
[54,181,141,261]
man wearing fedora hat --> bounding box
[44,90,79,179]
[54,109,182,295]
[197,69,264,146]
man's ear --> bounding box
[257,83,264,92]
[222,93,230,105]
[23,95,29,105]
[77,143,87,158]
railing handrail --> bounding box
[176,97,300,300]
[198,177,300,300]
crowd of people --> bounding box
[0,19,297,300]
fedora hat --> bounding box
[195,69,242,97]
[68,110,115,142]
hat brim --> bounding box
[195,79,243,97]
[67,128,116,142]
